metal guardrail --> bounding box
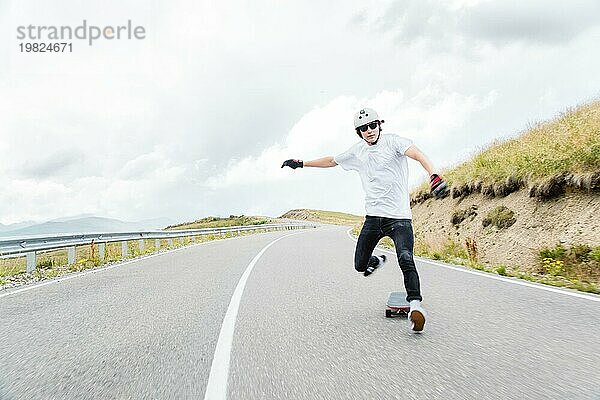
[0,222,317,273]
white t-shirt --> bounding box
[334,134,414,219]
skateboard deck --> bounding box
[385,291,410,318]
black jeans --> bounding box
[354,216,422,302]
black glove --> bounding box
[281,159,303,169]
[430,174,449,198]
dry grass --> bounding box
[0,231,262,281]
[451,100,600,182]
[280,209,363,226]
[166,215,271,230]
[412,99,600,202]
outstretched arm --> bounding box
[304,156,337,168]
[405,145,436,175]
[405,145,448,198]
[281,156,337,169]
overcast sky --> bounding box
[1,0,599,225]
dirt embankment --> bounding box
[411,189,600,270]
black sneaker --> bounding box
[363,255,386,277]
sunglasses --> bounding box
[357,121,379,133]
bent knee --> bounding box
[398,250,415,266]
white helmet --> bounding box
[354,108,383,128]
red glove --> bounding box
[430,174,448,198]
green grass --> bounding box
[451,205,478,227]
[482,206,516,229]
[537,243,600,284]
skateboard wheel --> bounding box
[385,309,392,318]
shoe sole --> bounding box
[410,310,425,333]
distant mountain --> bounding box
[0,221,38,233]
[47,213,98,223]
[0,216,175,238]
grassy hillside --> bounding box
[406,100,600,294]
[165,215,272,230]
[280,209,362,226]
[413,99,600,201]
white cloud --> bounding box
[1,0,598,224]
[205,87,497,198]
[205,96,359,189]
[375,0,600,48]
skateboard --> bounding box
[385,291,410,318]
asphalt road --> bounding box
[1,226,598,399]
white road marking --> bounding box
[204,232,301,400]
[346,228,600,303]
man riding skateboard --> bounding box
[281,108,448,333]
